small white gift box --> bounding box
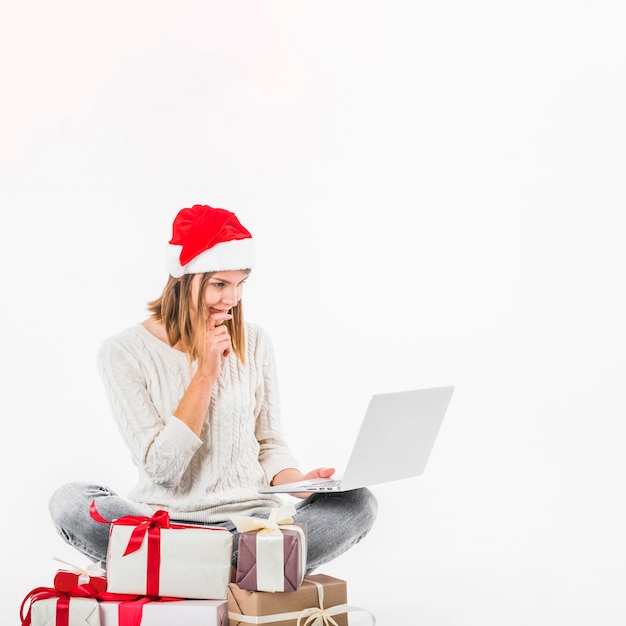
[30,596,100,626]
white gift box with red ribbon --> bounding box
[20,563,106,626]
[90,501,233,600]
[29,597,100,626]
[99,598,228,626]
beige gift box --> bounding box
[227,573,376,626]
[227,574,349,626]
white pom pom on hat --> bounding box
[166,204,256,278]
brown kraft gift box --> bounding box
[227,573,348,626]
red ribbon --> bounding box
[107,596,180,626]
[116,597,152,626]
[20,581,180,626]
[89,500,229,598]
[90,500,173,596]
[56,596,70,626]
[54,571,107,594]
[19,580,106,626]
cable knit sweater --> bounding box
[96,321,299,523]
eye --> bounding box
[211,282,226,288]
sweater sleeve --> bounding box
[252,326,300,483]
[97,334,202,488]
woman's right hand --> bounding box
[198,311,233,378]
[173,310,232,436]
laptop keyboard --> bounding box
[303,479,341,490]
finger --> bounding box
[208,312,233,329]
[212,333,232,358]
[318,467,335,478]
[209,333,232,352]
[211,325,231,337]
[209,327,232,344]
[303,467,335,481]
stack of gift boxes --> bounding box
[20,501,374,626]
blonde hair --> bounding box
[147,272,247,363]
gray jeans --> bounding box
[48,482,378,574]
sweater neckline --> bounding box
[134,322,194,364]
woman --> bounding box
[49,203,377,574]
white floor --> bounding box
[8,483,626,625]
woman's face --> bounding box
[190,269,250,318]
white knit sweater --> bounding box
[96,321,299,523]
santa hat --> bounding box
[166,204,255,277]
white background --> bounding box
[2,1,625,624]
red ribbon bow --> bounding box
[20,578,105,626]
[54,571,107,594]
[90,500,173,597]
[20,578,178,626]
[90,500,230,599]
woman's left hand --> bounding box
[271,467,335,498]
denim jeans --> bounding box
[48,482,378,574]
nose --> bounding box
[221,286,239,306]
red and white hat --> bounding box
[166,204,256,277]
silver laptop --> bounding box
[258,385,454,494]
